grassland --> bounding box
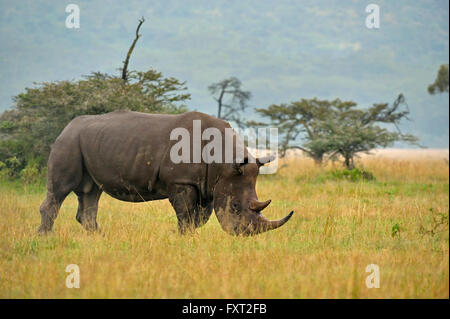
[0,151,448,298]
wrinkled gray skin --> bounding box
[38,110,293,236]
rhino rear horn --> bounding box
[249,199,271,211]
[256,155,275,167]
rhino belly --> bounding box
[102,186,167,202]
[79,145,166,203]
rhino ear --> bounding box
[235,155,249,166]
[233,156,249,174]
[256,155,275,167]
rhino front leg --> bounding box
[195,202,213,228]
[168,184,204,234]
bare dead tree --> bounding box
[208,77,251,128]
[121,17,145,81]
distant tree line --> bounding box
[208,63,448,169]
[208,77,419,169]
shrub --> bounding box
[327,167,375,182]
[0,156,22,179]
[20,159,42,184]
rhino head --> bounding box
[212,155,293,236]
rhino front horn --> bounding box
[249,199,271,211]
[249,211,294,235]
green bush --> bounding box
[20,159,42,184]
[0,156,22,179]
[327,167,375,182]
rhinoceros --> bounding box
[38,110,293,236]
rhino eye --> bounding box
[233,164,243,175]
[231,201,241,214]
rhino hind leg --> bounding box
[38,134,85,234]
[38,191,69,234]
[75,183,102,232]
[168,184,212,234]
[38,163,77,234]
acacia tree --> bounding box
[311,94,418,169]
[254,98,340,164]
[0,18,190,173]
[428,64,449,94]
[208,77,251,128]
[255,94,418,169]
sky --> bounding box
[0,0,448,147]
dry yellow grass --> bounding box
[0,152,448,298]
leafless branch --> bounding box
[122,17,145,81]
